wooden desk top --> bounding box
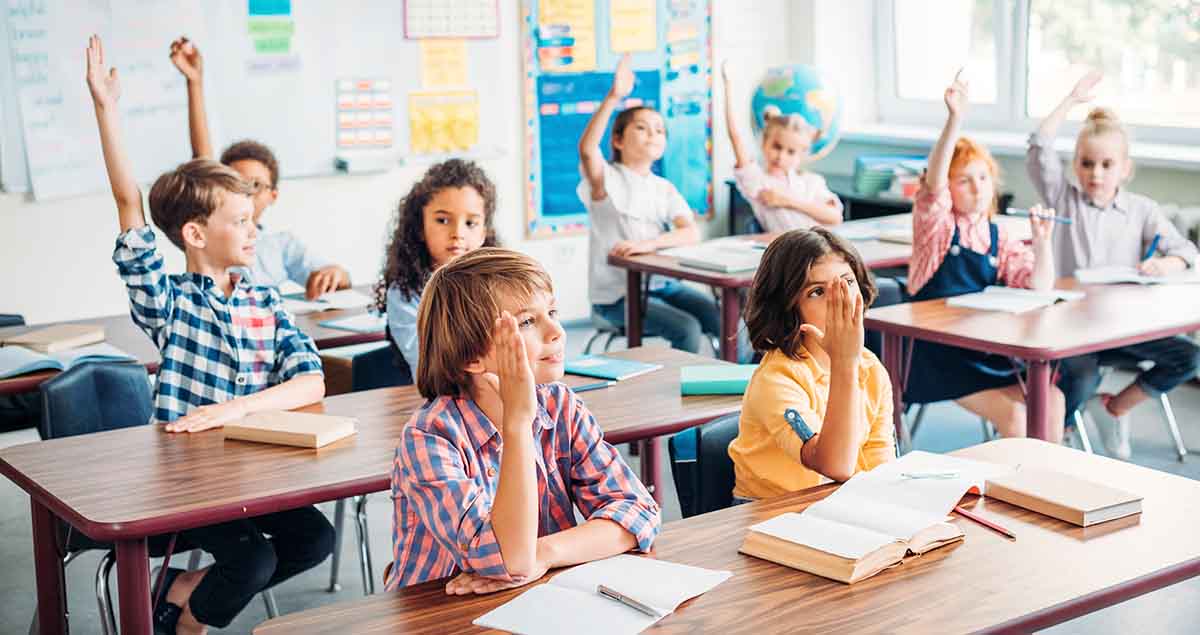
[0,286,385,395]
[0,347,738,542]
[865,279,1200,361]
[254,438,1200,635]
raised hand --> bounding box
[610,53,635,99]
[799,278,863,364]
[1068,70,1102,104]
[944,68,969,118]
[169,36,203,82]
[494,312,537,429]
[85,34,120,109]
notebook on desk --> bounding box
[472,555,730,635]
[946,286,1085,314]
[565,356,661,381]
[661,243,763,273]
[680,364,757,395]
[1,323,104,353]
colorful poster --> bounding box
[336,79,394,149]
[247,0,300,74]
[419,39,469,88]
[404,0,500,39]
[609,0,656,52]
[408,90,479,154]
[537,0,596,72]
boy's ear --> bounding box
[267,187,279,205]
[463,355,488,376]
[181,221,206,250]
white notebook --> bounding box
[1076,266,1200,286]
[472,555,730,635]
[946,286,1085,314]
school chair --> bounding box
[906,403,1095,454]
[667,412,740,518]
[583,277,653,355]
[0,313,23,327]
[1096,359,1188,461]
[0,313,43,434]
[36,362,278,634]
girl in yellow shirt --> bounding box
[729,228,895,500]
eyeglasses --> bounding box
[245,179,273,194]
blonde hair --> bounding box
[946,136,1002,218]
[761,105,818,147]
[147,159,254,250]
[1077,107,1132,168]
[416,247,554,399]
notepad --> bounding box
[1,323,104,353]
[679,364,757,395]
[0,343,136,379]
[985,467,1142,527]
[1075,266,1200,285]
[661,243,762,273]
[317,312,387,333]
[564,356,662,381]
[740,452,1012,584]
[223,411,358,448]
[281,288,375,312]
[946,286,1085,314]
[472,555,731,635]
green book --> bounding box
[680,364,757,395]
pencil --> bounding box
[953,505,1016,540]
[1007,208,1072,225]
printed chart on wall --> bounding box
[521,0,712,238]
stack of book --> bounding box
[853,154,926,197]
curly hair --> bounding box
[375,159,499,312]
[220,140,279,188]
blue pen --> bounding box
[1143,234,1161,261]
[1007,208,1072,225]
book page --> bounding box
[804,493,945,540]
[549,554,731,615]
[473,583,658,635]
[0,345,56,378]
[835,451,1013,518]
[49,343,135,367]
[749,512,898,560]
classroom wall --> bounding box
[1,0,798,326]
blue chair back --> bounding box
[0,314,24,327]
[38,362,153,440]
[668,412,741,518]
[352,342,413,390]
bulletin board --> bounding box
[521,0,713,238]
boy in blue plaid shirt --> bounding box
[87,36,333,634]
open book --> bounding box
[279,283,375,314]
[946,286,1085,314]
[740,451,1012,584]
[1075,266,1200,286]
[0,343,136,380]
[0,323,104,353]
[317,312,387,333]
[473,555,730,635]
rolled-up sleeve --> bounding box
[563,387,660,552]
[112,227,173,344]
[270,292,323,381]
[397,424,513,580]
[386,285,421,371]
[1026,132,1067,207]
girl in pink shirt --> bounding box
[905,71,1065,442]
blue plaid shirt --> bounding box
[113,227,323,422]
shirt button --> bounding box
[235,374,248,386]
[487,468,496,477]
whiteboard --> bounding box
[1,0,508,200]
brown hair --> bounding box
[147,159,254,251]
[374,159,500,312]
[220,140,280,188]
[610,105,662,164]
[946,136,1002,218]
[416,247,553,399]
[743,227,877,360]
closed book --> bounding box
[985,468,1142,527]
[3,324,104,353]
[564,355,661,381]
[680,364,757,395]
[223,411,358,449]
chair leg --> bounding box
[583,331,604,356]
[1159,393,1188,461]
[603,331,619,352]
[908,404,929,446]
[355,495,376,595]
[327,498,347,592]
[1073,411,1094,454]
[187,548,203,571]
[980,417,994,442]
[96,550,117,635]
[261,588,279,619]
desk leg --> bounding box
[720,287,741,362]
[115,538,152,635]
[881,333,909,451]
[625,270,643,349]
[639,438,662,505]
[31,499,67,635]
[1026,360,1052,441]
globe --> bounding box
[750,65,842,160]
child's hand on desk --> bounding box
[610,240,656,258]
[445,561,549,595]
[166,400,246,433]
[800,278,863,365]
[85,35,120,109]
[1139,256,1187,277]
[168,36,203,83]
[305,265,349,300]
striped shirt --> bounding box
[113,226,323,422]
[386,382,660,589]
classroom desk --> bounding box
[0,347,738,635]
[606,214,921,362]
[865,279,1200,446]
[252,437,1200,634]
[0,286,385,396]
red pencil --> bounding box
[953,505,1016,540]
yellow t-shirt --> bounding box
[728,346,895,499]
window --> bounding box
[876,0,1200,143]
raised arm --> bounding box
[1036,71,1101,140]
[578,54,633,200]
[86,35,145,232]
[169,37,214,159]
[925,70,968,194]
[721,61,753,169]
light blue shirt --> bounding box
[248,225,330,288]
[386,285,421,371]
